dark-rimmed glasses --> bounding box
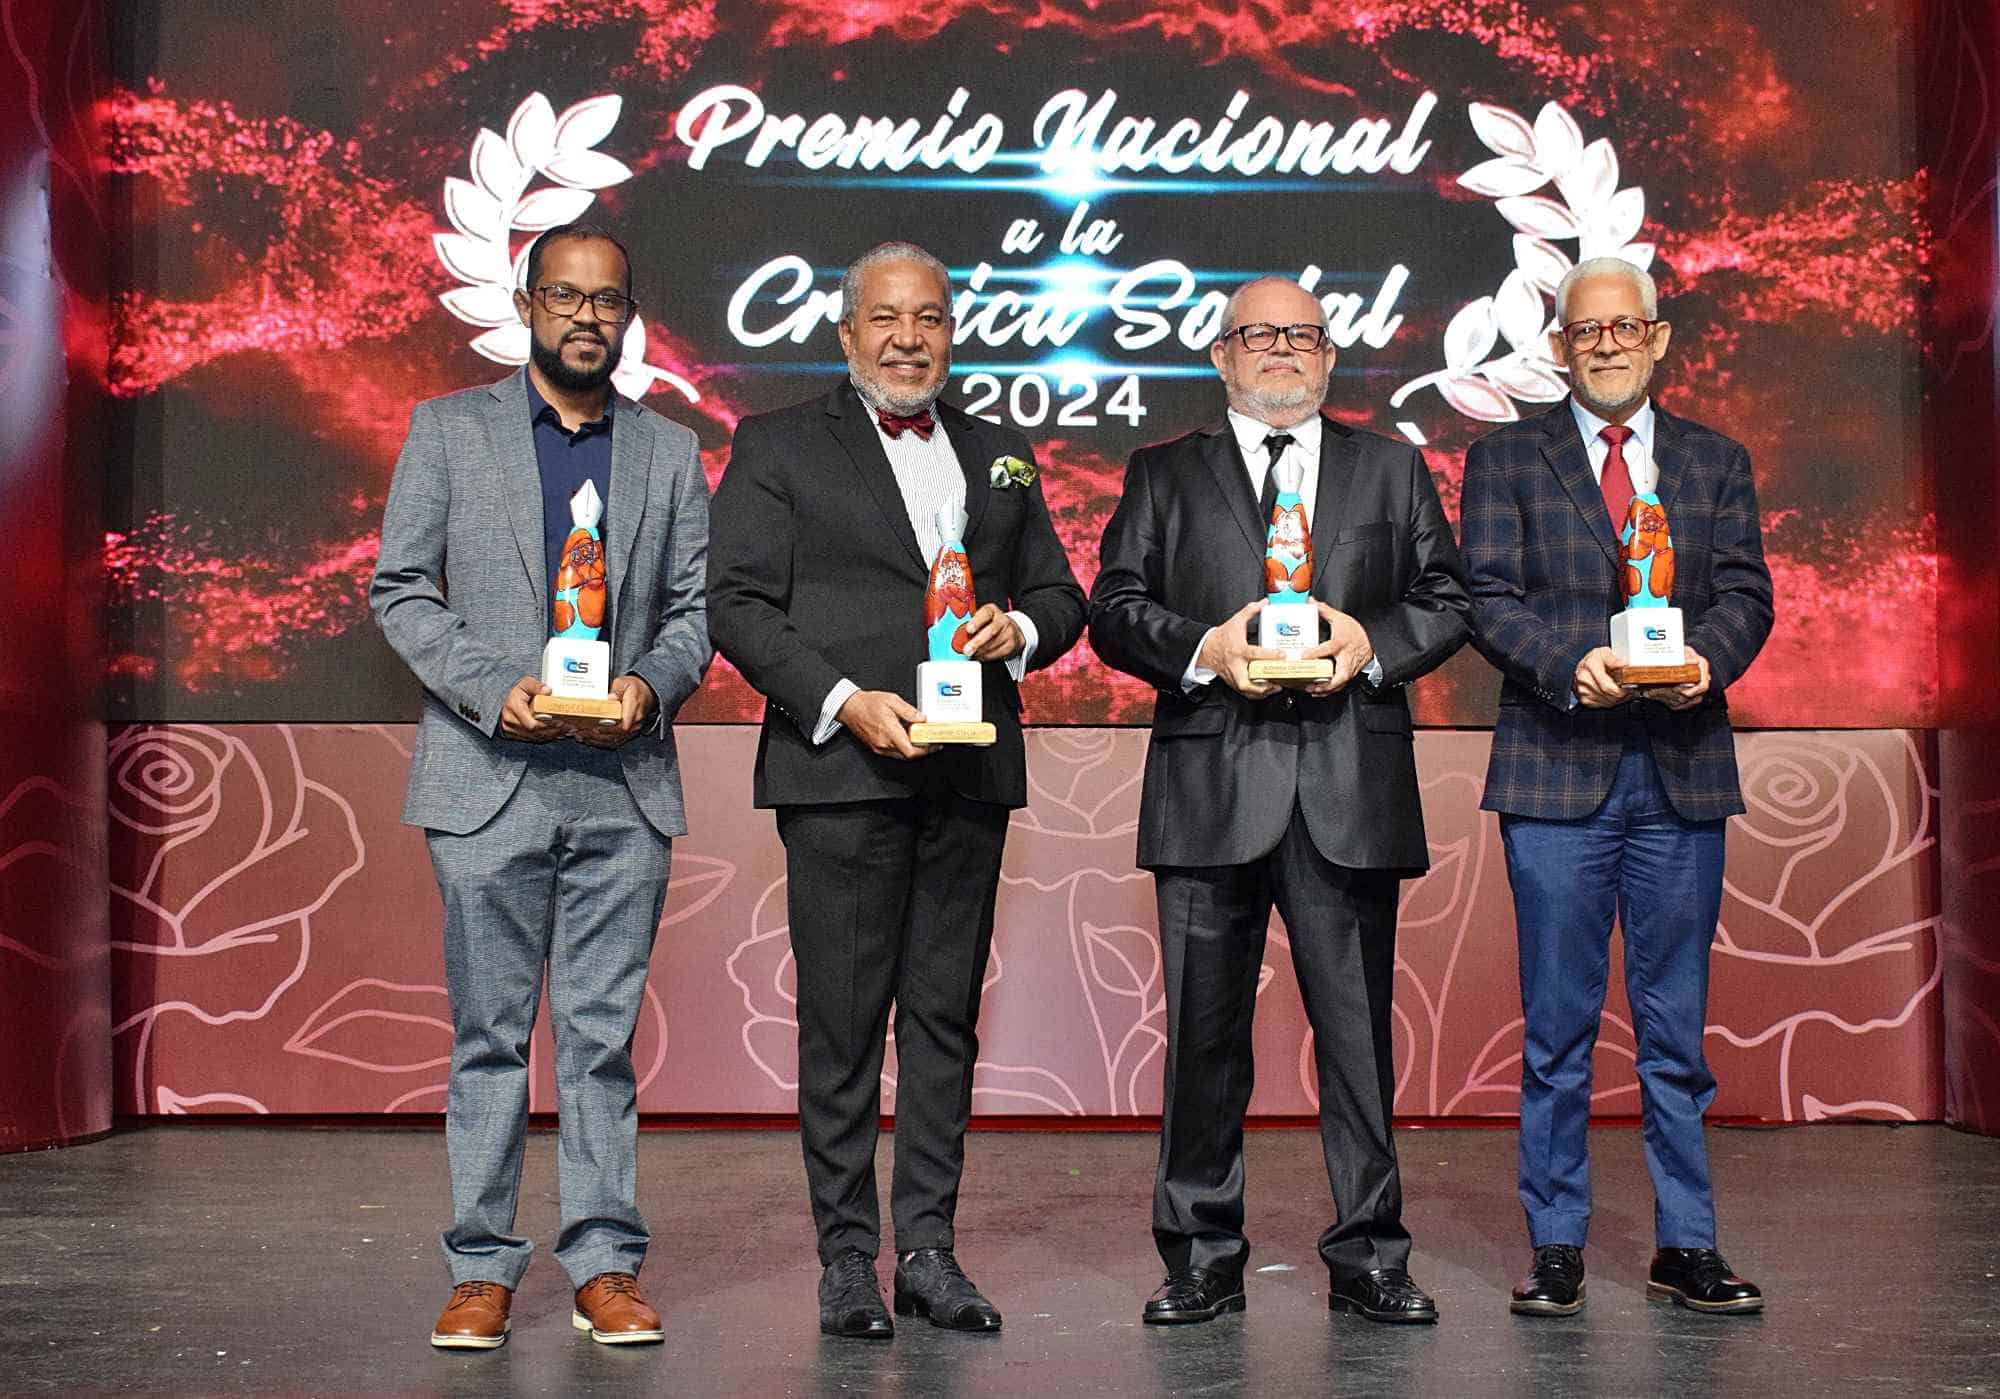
[1223,322,1329,352]
[1559,316,1663,351]
[531,284,637,323]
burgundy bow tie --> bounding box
[877,410,937,441]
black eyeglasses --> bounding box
[1223,322,1329,352]
[1559,316,1662,351]
[531,284,637,322]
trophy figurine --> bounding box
[1607,443,1699,688]
[908,503,996,747]
[532,479,622,730]
[1247,456,1332,686]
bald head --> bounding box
[1209,277,1336,428]
[1219,277,1328,338]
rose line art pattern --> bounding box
[86,725,1942,1124]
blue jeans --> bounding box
[1501,739,1727,1249]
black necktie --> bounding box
[1257,433,1295,523]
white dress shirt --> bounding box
[1569,396,1657,486]
[813,391,1040,743]
[1183,409,1383,690]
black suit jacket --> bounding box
[708,381,1087,810]
[1460,400,1773,822]
[1090,415,1471,874]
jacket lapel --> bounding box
[1544,402,1620,564]
[1197,420,1269,561]
[1308,417,1356,600]
[605,397,652,656]
[1650,406,1693,520]
[487,371,548,599]
[938,404,992,546]
[826,381,928,576]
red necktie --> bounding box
[878,410,937,441]
[1599,424,1634,527]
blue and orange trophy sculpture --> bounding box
[532,479,622,729]
[1248,456,1333,686]
[909,503,996,746]
[1606,444,1699,687]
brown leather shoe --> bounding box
[430,1280,512,1349]
[572,1271,665,1344]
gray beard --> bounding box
[849,367,944,418]
[1232,380,1327,428]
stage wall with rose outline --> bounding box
[94,725,1942,1122]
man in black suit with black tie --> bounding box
[707,242,1086,1339]
[1091,276,1470,1326]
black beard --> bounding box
[531,331,617,392]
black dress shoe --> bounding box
[892,1248,1002,1332]
[1647,1248,1764,1314]
[1510,1244,1586,1316]
[819,1248,894,1339]
[1327,1267,1439,1324]
[1142,1268,1246,1325]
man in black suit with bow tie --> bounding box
[1091,276,1470,1326]
[707,242,1086,1339]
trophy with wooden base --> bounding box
[1247,456,1332,687]
[532,480,622,732]
[1607,444,1700,689]
[909,503,996,747]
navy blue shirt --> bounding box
[526,373,613,637]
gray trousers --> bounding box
[426,743,670,1289]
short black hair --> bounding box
[523,222,632,297]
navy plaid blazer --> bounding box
[1460,401,1773,821]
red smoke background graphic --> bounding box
[97,0,1930,727]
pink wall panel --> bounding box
[105,726,1942,1123]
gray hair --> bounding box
[1218,276,1330,338]
[839,241,953,325]
[1554,256,1658,322]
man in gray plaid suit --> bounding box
[371,223,711,1349]
[1461,255,1773,1320]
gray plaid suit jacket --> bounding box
[1460,400,1773,822]
[370,370,713,837]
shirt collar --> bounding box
[1568,395,1653,457]
[1226,407,1323,460]
[524,370,613,435]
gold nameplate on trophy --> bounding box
[909,721,997,746]
[1608,660,1701,688]
[532,693,622,727]
[1248,658,1334,686]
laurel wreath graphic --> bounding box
[1392,101,1654,428]
[434,92,699,404]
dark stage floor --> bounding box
[1,1123,1996,1396]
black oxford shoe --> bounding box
[1327,1267,1439,1324]
[1647,1248,1764,1314]
[1510,1244,1586,1317]
[1141,1268,1246,1325]
[893,1248,1002,1332]
[819,1248,894,1339]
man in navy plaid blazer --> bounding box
[1460,256,1773,1319]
